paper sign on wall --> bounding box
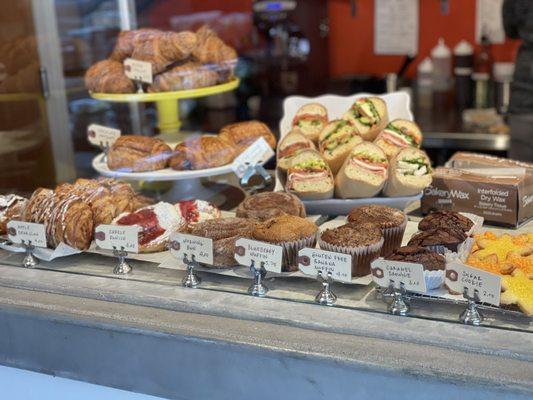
[232,137,275,178]
[445,261,501,306]
[370,259,427,292]
[7,221,47,248]
[87,124,121,148]
[234,238,282,273]
[124,58,153,84]
[476,0,505,44]
[169,233,213,265]
[374,0,419,55]
[298,248,352,283]
[94,224,139,253]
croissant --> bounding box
[169,136,236,170]
[84,59,135,94]
[0,194,28,234]
[131,31,197,74]
[148,61,218,92]
[107,135,172,172]
[193,26,237,64]
[219,120,277,154]
[109,29,162,61]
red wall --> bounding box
[328,0,521,78]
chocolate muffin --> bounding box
[347,205,407,256]
[418,211,474,234]
[319,223,384,277]
[408,225,467,253]
[236,191,306,221]
[253,215,318,271]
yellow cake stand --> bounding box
[90,78,240,134]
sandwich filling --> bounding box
[350,150,388,176]
[321,120,359,154]
[382,123,420,148]
[287,159,331,190]
[292,114,327,130]
[397,156,431,176]
[347,98,380,127]
[279,141,313,159]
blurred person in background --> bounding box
[503,0,533,162]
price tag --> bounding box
[124,58,153,84]
[297,248,352,283]
[7,221,47,248]
[169,233,213,265]
[370,259,427,292]
[234,238,282,273]
[94,224,139,253]
[231,137,275,178]
[446,261,501,306]
[87,124,121,147]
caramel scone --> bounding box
[107,135,172,172]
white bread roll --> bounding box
[342,97,388,141]
[318,119,363,174]
[286,150,334,200]
[383,147,432,197]
[374,119,423,159]
[277,129,316,172]
[291,103,328,143]
[335,142,389,199]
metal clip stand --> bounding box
[388,281,410,316]
[240,163,273,194]
[248,261,268,297]
[315,272,337,306]
[182,254,201,288]
[112,246,132,275]
[99,142,110,163]
[460,288,483,326]
[21,240,38,268]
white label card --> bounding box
[231,137,275,178]
[7,221,47,248]
[234,238,282,273]
[298,248,352,283]
[169,233,213,265]
[124,58,153,84]
[94,224,139,253]
[370,259,427,293]
[445,261,501,306]
[87,124,121,148]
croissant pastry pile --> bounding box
[85,25,237,94]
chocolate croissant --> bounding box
[107,135,172,172]
[148,62,218,92]
[84,59,135,94]
[169,136,236,170]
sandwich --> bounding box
[286,150,334,200]
[318,119,363,174]
[383,148,432,197]
[374,119,423,159]
[277,129,316,172]
[291,103,328,143]
[335,142,389,198]
[342,97,388,141]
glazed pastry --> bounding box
[286,150,334,200]
[148,62,218,92]
[342,97,388,141]
[84,59,135,94]
[0,195,27,234]
[169,136,235,170]
[374,119,423,159]
[107,135,172,172]
[291,103,328,143]
[218,120,277,154]
[236,192,306,221]
[114,202,186,253]
[418,211,474,234]
[276,129,316,172]
[500,270,533,316]
[189,217,256,267]
[175,200,221,226]
[97,178,137,215]
[383,148,432,197]
[407,226,467,252]
[318,119,363,174]
[110,29,162,61]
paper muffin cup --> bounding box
[424,269,445,291]
[318,236,384,277]
[279,232,318,272]
[381,215,407,257]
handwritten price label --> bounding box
[446,261,501,306]
[87,124,120,148]
[94,224,139,253]
[234,238,282,273]
[169,233,213,265]
[7,221,47,248]
[370,259,427,292]
[124,58,153,84]
[298,248,352,283]
[231,137,275,178]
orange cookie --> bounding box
[500,270,533,316]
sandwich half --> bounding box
[335,142,389,198]
[286,150,334,200]
[342,97,388,141]
[318,119,363,174]
[375,119,422,159]
[291,103,328,143]
[277,129,316,172]
[384,147,432,197]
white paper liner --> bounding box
[424,269,445,290]
[381,215,408,256]
[459,212,484,236]
[0,241,81,261]
[280,233,318,272]
[319,236,384,277]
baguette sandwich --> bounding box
[374,119,422,159]
[383,148,432,197]
[291,103,328,143]
[318,119,363,174]
[277,129,316,172]
[342,97,388,141]
[286,150,334,200]
[335,142,389,198]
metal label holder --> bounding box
[112,246,132,275]
[240,163,273,193]
[248,260,268,297]
[182,253,201,288]
[315,271,337,306]
[21,240,38,268]
[387,280,410,316]
[460,287,483,326]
